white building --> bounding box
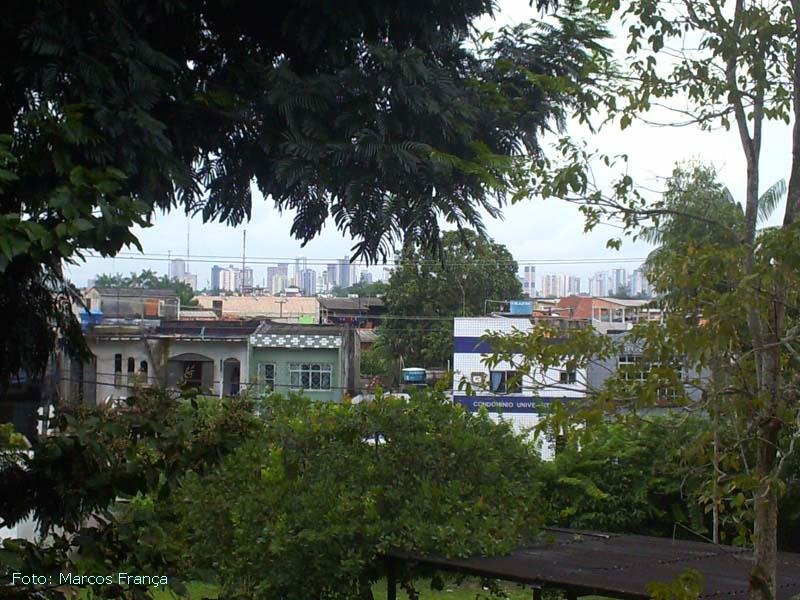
[566,276,581,295]
[521,265,536,297]
[541,273,566,298]
[452,317,588,460]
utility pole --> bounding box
[241,229,247,293]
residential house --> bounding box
[249,322,360,402]
[318,297,385,328]
[60,319,261,401]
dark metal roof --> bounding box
[318,297,385,312]
[387,528,800,600]
[156,319,262,338]
[254,321,343,336]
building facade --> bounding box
[249,323,359,401]
[452,316,588,459]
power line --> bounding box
[82,251,647,268]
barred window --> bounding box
[289,363,332,390]
[258,363,276,391]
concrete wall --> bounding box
[63,337,250,402]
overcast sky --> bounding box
[65,0,792,290]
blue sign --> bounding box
[454,395,554,413]
[509,300,533,315]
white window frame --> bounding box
[489,370,522,394]
[258,363,276,391]
[289,363,333,391]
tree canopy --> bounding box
[379,229,522,369]
[0,0,610,386]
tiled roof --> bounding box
[251,321,343,349]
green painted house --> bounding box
[249,322,359,401]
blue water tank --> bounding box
[401,368,426,384]
[79,310,104,330]
[509,300,532,315]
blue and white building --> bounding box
[452,316,588,460]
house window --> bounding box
[127,357,135,373]
[289,363,332,391]
[559,370,577,384]
[258,363,276,391]
[618,355,649,381]
[140,360,148,374]
[114,353,123,386]
[489,370,522,394]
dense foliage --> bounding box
[379,230,523,369]
[175,389,543,599]
[0,389,260,599]
[0,0,609,385]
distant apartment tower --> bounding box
[588,271,608,297]
[326,263,338,288]
[521,265,536,297]
[541,274,566,298]
[271,274,287,294]
[211,265,222,292]
[293,256,307,287]
[300,269,317,296]
[241,267,254,291]
[338,257,351,289]
[566,276,581,295]
[611,268,628,296]
[169,259,187,279]
[630,267,652,297]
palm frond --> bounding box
[757,179,786,224]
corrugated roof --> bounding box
[319,297,385,311]
[157,319,261,338]
[387,529,800,600]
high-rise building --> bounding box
[326,263,338,288]
[241,267,254,292]
[588,271,608,297]
[611,268,628,296]
[567,276,581,295]
[271,274,287,294]
[211,265,222,292]
[630,267,652,297]
[293,256,307,287]
[338,257,351,289]
[360,271,373,284]
[300,269,317,295]
[169,259,186,279]
[521,265,536,297]
[541,274,566,298]
[177,273,198,290]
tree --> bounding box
[175,390,544,599]
[498,1,800,596]
[0,1,609,386]
[94,269,199,307]
[380,230,522,368]
[0,389,261,599]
